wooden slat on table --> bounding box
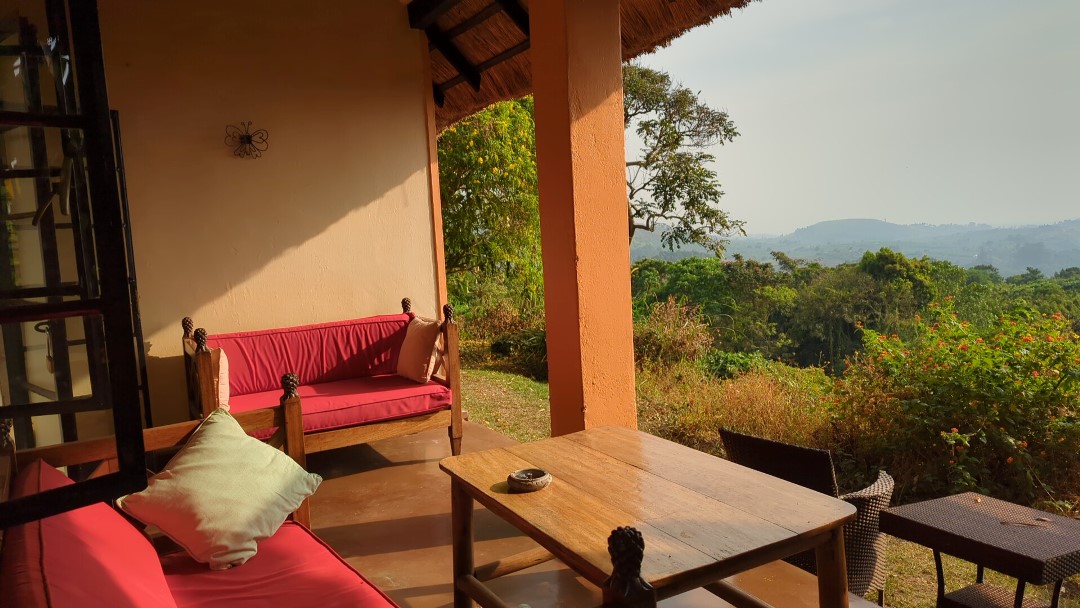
[441,448,718,588]
[564,426,855,535]
[506,437,795,563]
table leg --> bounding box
[451,478,475,608]
[815,526,849,608]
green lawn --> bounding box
[461,367,1079,607]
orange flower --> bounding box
[959,343,968,351]
[1022,335,1034,342]
[948,460,955,465]
[1006,456,1014,464]
[950,427,958,433]
[1032,371,1040,377]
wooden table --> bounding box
[880,492,1080,608]
[439,425,857,607]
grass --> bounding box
[461,368,551,443]
[460,364,1080,607]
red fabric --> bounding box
[161,521,397,608]
[0,460,178,608]
[206,314,412,396]
[229,375,451,438]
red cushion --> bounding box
[207,314,412,395]
[0,460,177,608]
[161,521,397,607]
[229,375,451,437]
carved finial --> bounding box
[443,303,455,323]
[0,418,12,448]
[182,317,194,338]
[193,328,209,353]
[401,297,412,313]
[280,372,300,403]
[604,526,655,607]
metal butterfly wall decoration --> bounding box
[225,122,269,159]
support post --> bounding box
[532,0,637,436]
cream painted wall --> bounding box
[99,0,440,424]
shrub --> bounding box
[634,297,713,365]
[451,277,543,341]
[701,350,768,379]
[829,301,1080,507]
[637,360,831,463]
[490,327,548,380]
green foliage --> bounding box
[829,301,1080,505]
[636,360,832,461]
[701,350,768,379]
[633,297,713,365]
[439,99,542,308]
[451,275,544,341]
[490,327,548,381]
[623,64,744,255]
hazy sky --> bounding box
[636,0,1080,235]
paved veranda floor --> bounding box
[306,422,842,608]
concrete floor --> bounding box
[306,423,849,608]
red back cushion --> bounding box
[206,314,412,395]
[0,460,178,608]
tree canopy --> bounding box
[623,64,743,255]
[437,99,542,307]
[438,66,745,316]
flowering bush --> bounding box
[830,300,1080,507]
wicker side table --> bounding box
[880,493,1080,608]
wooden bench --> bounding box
[183,298,463,455]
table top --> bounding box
[440,425,855,592]
[880,492,1080,584]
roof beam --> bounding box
[408,0,468,30]
[430,3,503,49]
[427,26,482,91]
[495,0,529,36]
[436,39,529,95]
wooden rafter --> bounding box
[409,0,531,104]
[426,26,481,91]
[495,0,529,36]
[430,3,503,49]
[435,40,529,96]
[408,0,468,30]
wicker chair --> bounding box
[719,428,894,604]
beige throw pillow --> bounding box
[117,408,321,570]
[397,316,441,383]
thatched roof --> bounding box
[410,0,755,129]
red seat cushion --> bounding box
[161,521,397,607]
[206,314,412,395]
[229,375,451,437]
[0,460,178,608]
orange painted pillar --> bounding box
[532,0,637,436]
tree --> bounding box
[437,99,543,309]
[438,66,745,318]
[623,64,743,255]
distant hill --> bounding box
[629,219,1080,277]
